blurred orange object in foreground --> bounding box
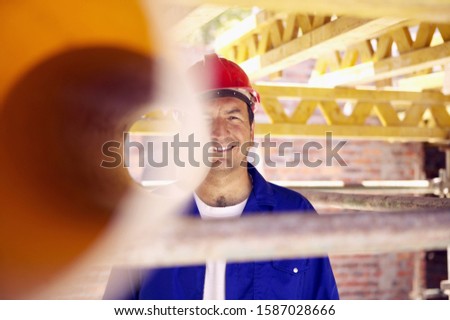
[0,0,158,298]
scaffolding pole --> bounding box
[297,191,450,211]
[102,209,450,268]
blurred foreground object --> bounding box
[0,0,159,298]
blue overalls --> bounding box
[105,164,339,300]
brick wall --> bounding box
[257,137,425,182]
[257,136,426,299]
[330,253,422,299]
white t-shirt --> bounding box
[194,193,248,300]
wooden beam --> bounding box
[214,10,275,52]
[398,71,444,90]
[254,123,448,142]
[131,85,450,141]
[310,41,450,86]
[129,120,449,142]
[444,63,450,95]
[254,83,450,104]
[172,4,229,41]
[130,119,180,135]
[311,22,443,86]
[169,0,450,23]
[240,17,407,80]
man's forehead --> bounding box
[204,97,247,110]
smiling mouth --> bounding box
[214,145,233,152]
[211,143,237,154]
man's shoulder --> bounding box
[267,182,315,212]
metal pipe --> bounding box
[143,179,436,194]
[96,209,450,268]
[444,149,450,299]
[283,180,436,195]
[296,190,450,211]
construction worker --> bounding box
[104,54,339,300]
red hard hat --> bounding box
[188,53,259,111]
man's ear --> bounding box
[250,122,255,144]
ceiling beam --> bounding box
[444,64,450,95]
[130,85,450,142]
[239,17,408,80]
[168,0,450,23]
[397,71,444,91]
[214,10,275,50]
[309,41,450,86]
[254,123,447,142]
[171,4,229,40]
[130,120,449,142]
[254,83,450,104]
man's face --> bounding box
[204,97,254,171]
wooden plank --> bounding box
[444,64,450,95]
[375,78,393,88]
[318,101,352,125]
[282,14,300,42]
[269,19,284,48]
[312,15,331,29]
[398,71,444,90]
[310,41,450,86]
[430,104,450,127]
[402,104,428,126]
[413,23,436,49]
[172,4,229,40]
[253,83,450,104]
[390,26,413,53]
[241,17,407,79]
[247,34,258,57]
[129,119,181,135]
[171,0,450,23]
[357,40,374,63]
[297,15,313,34]
[373,35,393,62]
[375,41,450,80]
[373,103,401,126]
[259,97,288,123]
[257,27,271,55]
[289,100,317,124]
[236,40,248,62]
[268,70,283,80]
[129,120,449,142]
[253,123,448,142]
[438,24,450,42]
[341,47,359,68]
[327,51,342,72]
[349,102,373,125]
[215,10,273,50]
[313,57,328,75]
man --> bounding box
[104,54,339,300]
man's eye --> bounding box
[229,116,240,120]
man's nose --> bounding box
[210,117,228,139]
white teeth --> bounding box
[214,145,233,152]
